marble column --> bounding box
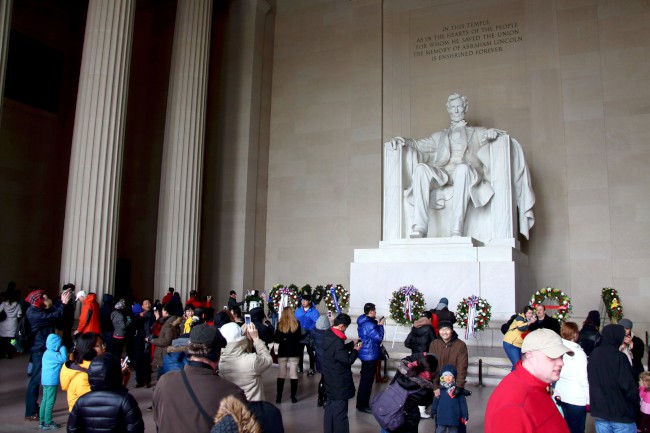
[154,0,213,301]
[60,0,135,297]
[0,0,12,126]
[210,0,271,295]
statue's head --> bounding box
[446,93,468,122]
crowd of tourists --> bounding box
[495,304,647,433]
[1,281,648,433]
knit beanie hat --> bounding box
[220,322,245,343]
[316,315,331,330]
[438,320,453,330]
[25,290,45,308]
[114,299,126,310]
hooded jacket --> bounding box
[356,314,384,362]
[219,337,273,401]
[60,359,92,412]
[321,328,358,401]
[151,315,182,366]
[312,315,331,372]
[77,293,101,334]
[250,307,274,346]
[68,354,144,433]
[390,354,436,432]
[588,324,640,423]
[295,303,319,333]
[404,317,437,354]
[26,302,66,354]
[0,300,21,338]
[42,333,67,385]
[428,331,468,390]
[432,364,469,426]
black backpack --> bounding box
[15,315,34,350]
[500,314,518,335]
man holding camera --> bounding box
[355,302,386,413]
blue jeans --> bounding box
[594,419,637,433]
[503,341,521,370]
[25,351,43,417]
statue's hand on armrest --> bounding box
[481,128,507,142]
[384,136,406,150]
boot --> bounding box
[276,378,285,403]
[290,379,298,403]
[317,377,325,407]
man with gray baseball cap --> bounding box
[485,329,574,433]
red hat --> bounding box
[25,290,45,308]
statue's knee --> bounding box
[413,163,430,177]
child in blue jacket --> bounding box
[41,333,68,430]
[432,364,469,433]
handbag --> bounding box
[380,344,389,360]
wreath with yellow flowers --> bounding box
[601,287,623,323]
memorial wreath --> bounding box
[530,287,572,322]
[300,284,325,305]
[323,284,350,314]
[455,295,492,338]
[389,285,426,326]
[601,287,623,323]
[268,284,300,315]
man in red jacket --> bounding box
[485,329,573,433]
[75,291,101,335]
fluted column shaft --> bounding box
[154,0,213,301]
[0,0,12,127]
[60,0,135,297]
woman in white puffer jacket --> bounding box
[554,321,589,433]
[0,290,23,358]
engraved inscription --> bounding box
[413,20,523,61]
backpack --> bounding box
[370,381,416,430]
[500,314,518,335]
[15,315,34,351]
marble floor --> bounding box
[0,351,595,432]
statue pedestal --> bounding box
[349,237,530,344]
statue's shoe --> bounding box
[409,228,426,238]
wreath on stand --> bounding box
[601,287,623,323]
[323,284,350,314]
[267,284,300,315]
[389,285,426,326]
[299,284,325,305]
[455,295,492,338]
[530,287,572,322]
[244,290,264,312]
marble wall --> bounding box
[266,0,650,332]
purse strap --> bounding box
[180,369,213,424]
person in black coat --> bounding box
[250,307,274,347]
[527,304,561,335]
[431,297,456,325]
[24,289,73,421]
[577,310,601,357]
[588,324,640,432]
[68,353,144,433]
[322,313,361,433]
[387,353,438,433]
[404,311,437,354]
